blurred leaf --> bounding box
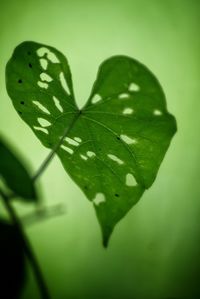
[6,41,176,245]
[0,138,36,200]
[0,219,26,299]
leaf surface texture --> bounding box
[6,42,176,245]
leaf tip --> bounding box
[101,224,114,248]
[102,235,109,248]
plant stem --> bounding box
[33,111,81,182]
[0,111,81,298]
[0,188,51,299]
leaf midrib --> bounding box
[52,107,145,189]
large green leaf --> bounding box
[6,41,176,246]
[0,137,36,200]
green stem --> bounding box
[32,111,81,182]
[0,111,82,298]
[0,188,51,299]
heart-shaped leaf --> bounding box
[6,42,176,246]
[0,137,37,200]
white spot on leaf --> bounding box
[74,137,82,143]
[37,47,49,57]
[37,118,51,127]
[33,126,48,134]
[91,94,102,104]
[59,72,70,94]
[65,137,79,146]
[37,47,60,63]
[119,93,129,99]
[93,193,106,206]
[123,108,134,115]
[80,154,88,161]
[61,145,74,154]
[53,96,64,113]
[126,173,137,187]
[87,151,96,158]
[37,81,48,89]
[40,72,53,82]
[47,52,59,63]
[153,109,162,116]
[33,101,50,114]
[39,58,48,70]
[129,82,140,92]
[107,154,124,165]
[120,134,137,144]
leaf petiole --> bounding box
[0,188,51,299]
[32,110,81,182]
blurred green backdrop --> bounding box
[0,0,200,298]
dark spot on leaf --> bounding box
[18,79,22,83]
[116,136,120,140]
[115,194,119,197]
[18,111,22,114]
[29,63,32,68]
[20,101,24,105]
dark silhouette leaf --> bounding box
[0,219,26,299]
[6,41,177,245]
[0,138,36,200]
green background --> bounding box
[0,0,199,298]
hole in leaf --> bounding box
[47,52,59,63]
[18,79,22,83]
[93,193,106,206]
[123,108,134,115]
[74,137,82,143]
[65,137,79,146]
[20,101,24,105]
[91,94,102,104]
[87,151,96,158]
[129,82,140,92]
[107,154,124,165]
[37,81,48,89]
[115,194,119,197]
[116,136,120,140]
[33,126,48,134]
[33,101,50,114]
[153,109,162,116]
[118,93,129,99]
[120,134,137,145]
[37,47,59,63]
[37,47,49,57]
[40,73,53,82]
[61,145,74,154]
[29,63,32,68]
[80,154,88,161]
[59,72,70,94]
[40,58,48,70]
[37,118,51,127]
[126,173,137,186]
[53,96,64,112]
